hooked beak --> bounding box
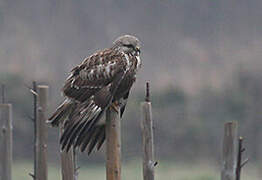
[136,46,141,54]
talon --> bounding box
[110,101,119,113]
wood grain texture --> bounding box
[141,102,155,180]
[36,85,48,180]
[106,107,121,180]
[60,127,75,180]
[1,104,12,180]
[221,121,238,180]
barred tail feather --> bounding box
[60,98,106,153]
[96,127,106,150]
[58,70,126,154]
[47,99,75,127]
[86,125,105,155]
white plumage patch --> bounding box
[88,69,95,80]
[123,53,131,68]
[136,55,141,69]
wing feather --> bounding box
[60,69,127,152]
[63,49,127,102]
[49,48,131,154]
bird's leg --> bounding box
[110,101,119,113]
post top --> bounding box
[37,85,49,89]
[0,104,12,108]
[145,82,150,102]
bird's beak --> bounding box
[136,46,141,54]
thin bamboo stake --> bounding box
[0,104,12,180]
[141,82,155,180]
[221,121,238,180]
[106,106,121,180]
[36,85,48,180]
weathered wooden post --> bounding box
[236,137,243,180]
[0,103,13,180]
[33,81,37,179]
[35,85,48,180]
[236,137,248,180]
[106,106,121,180]
[141,82,155,180]
[60,127,75,180]
[221,121,238,180]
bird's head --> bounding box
[113,35,141,55]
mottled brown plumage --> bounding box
[48,35,141,154]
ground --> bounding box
[13,160,260,180]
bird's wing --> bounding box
[60,69,126,153]
[56,49,129,152]
[62,49,127,102]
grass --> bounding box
[12,160,260,180]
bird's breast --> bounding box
[135,55,142,69]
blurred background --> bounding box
[0,0,261,179]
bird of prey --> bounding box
[48,35,142,154]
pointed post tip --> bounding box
[145,82,150,102]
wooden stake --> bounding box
[106,107,121,180]
[73,150,79,180]
[33,81,37,179]
[236,137,243,180]
[236,137,248,180]
[1,104,12,180]
[36,85,48,180]
[2,84,5,103]
[60,127,75,180]
[141,82,155,180]
[221,121,238,180]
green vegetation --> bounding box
[13,160,260,180]
[1,67,262,163]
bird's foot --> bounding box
[110,101,119,113]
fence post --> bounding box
[141,82,155,180]
[106,106,121,180]
[73,150,78,180]
[36,85,48,180]
[33,81,37,179]
[60,127,75,180]
[221,121,238,180]
[0,104,13,180]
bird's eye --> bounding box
[123,44,135,49]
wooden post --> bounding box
[33,81,37,179]
[236,137,248,180]
[141,82,155,180]
[73,150,78,180]
[221,121,238,180]
[1,104,13,180]
[60,127,75,180]
[236,137,243,180]
[106,106,121,180]
[36,85,48,180]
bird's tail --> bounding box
[47,99,76,127]
[48,71,124,154]
[58,98,107,154]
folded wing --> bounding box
[48,49,128,153]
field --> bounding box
[13,160,260,180]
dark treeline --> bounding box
[0,67,261,164]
